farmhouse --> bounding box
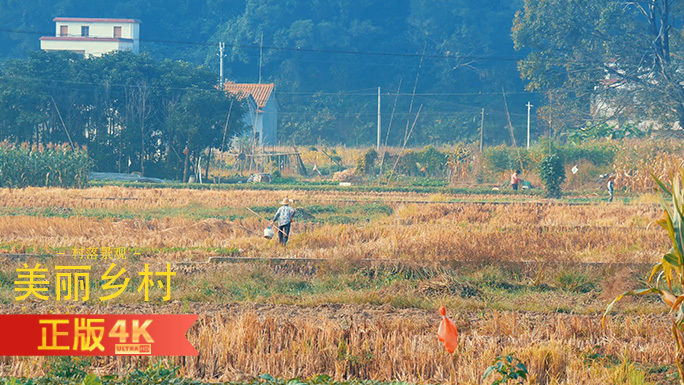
[223,82,279,146]
[40,17,141,57]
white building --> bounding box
[40,17,141,57]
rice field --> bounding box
[0,185,677,384]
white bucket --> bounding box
[264,227,275,239]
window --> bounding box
[113,26,122,38]
[60,25,68,37]
[81,26,89,37]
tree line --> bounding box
[0,0,533,147]
[513,0,684,134]
[0,50,245,180]
[1,0,677,151]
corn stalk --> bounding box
[603,169,684,384]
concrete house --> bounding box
[40,17,141,57]
[223,82,278,146]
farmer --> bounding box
[607,176,615,202]
[511,170,521,190]
[272,198,296,246]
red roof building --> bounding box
[223,82,279,146]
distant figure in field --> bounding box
[272,198,296,246]
[511,170,521,190]
[607,176,615,202]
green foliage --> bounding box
[483,141,615,178]
[567,123,648,145]
[0,143,90,188]
[0,51,244,181]
[415,146,448,177]
[5,362,206,385]
[538,154,565,198]
[0,1,533,148]
[513,0,684,133]
[555,141,616,167]
[557,271,596,293]
[483,145,531,173]
[356,148,378,175]
[395,146,451,177]
[483,355,529,385]
[46,357,92,381]
[119,363,202,385]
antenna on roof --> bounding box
[258,32,263,84]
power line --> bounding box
[0,74,539,97]
[0,76,529,118]
[279,91,541,96]
[0,27,524,62]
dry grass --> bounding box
[0,186,676,383]
[0,303,673,384]
[0,187,667,263]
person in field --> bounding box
[607,175,615,202]
[272,198,296,246]
[511,170,521,190]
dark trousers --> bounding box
[278,223,291,245]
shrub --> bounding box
[356,148,378,175]
[484,145,526,172]
[416,145,448,176]
[538,154,565,198]
[483,354,529,384]
[396,150,419,176]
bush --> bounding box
[484,145,530,172]
[560,141,616,166]
[538,154,565,198]
[396,150,419,176]
[394,146,450,177]
[483,141,615,177]
[416,145,448,176]
[356,148,378,175]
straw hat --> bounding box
[280,198,292,205]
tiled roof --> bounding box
[223,82,275,109]
[54,17,142,23]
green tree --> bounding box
[513,0,684,135]
[167,88,241,182]
[0,0,535,147]
[0,50,91,146]
[538,154,565,198]
[0,50,244,180]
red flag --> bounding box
[437,306,458,353]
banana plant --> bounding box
[603,170,684,383]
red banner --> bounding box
[0,314,198,356]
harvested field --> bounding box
[0,302,674,384]
[0,186,666,263]
[0,186,677,384]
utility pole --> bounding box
[479,108,484,152]
[526,102,533,149]
[377,87,381,151]
[258,32,264,84]
[218,42,225,88]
